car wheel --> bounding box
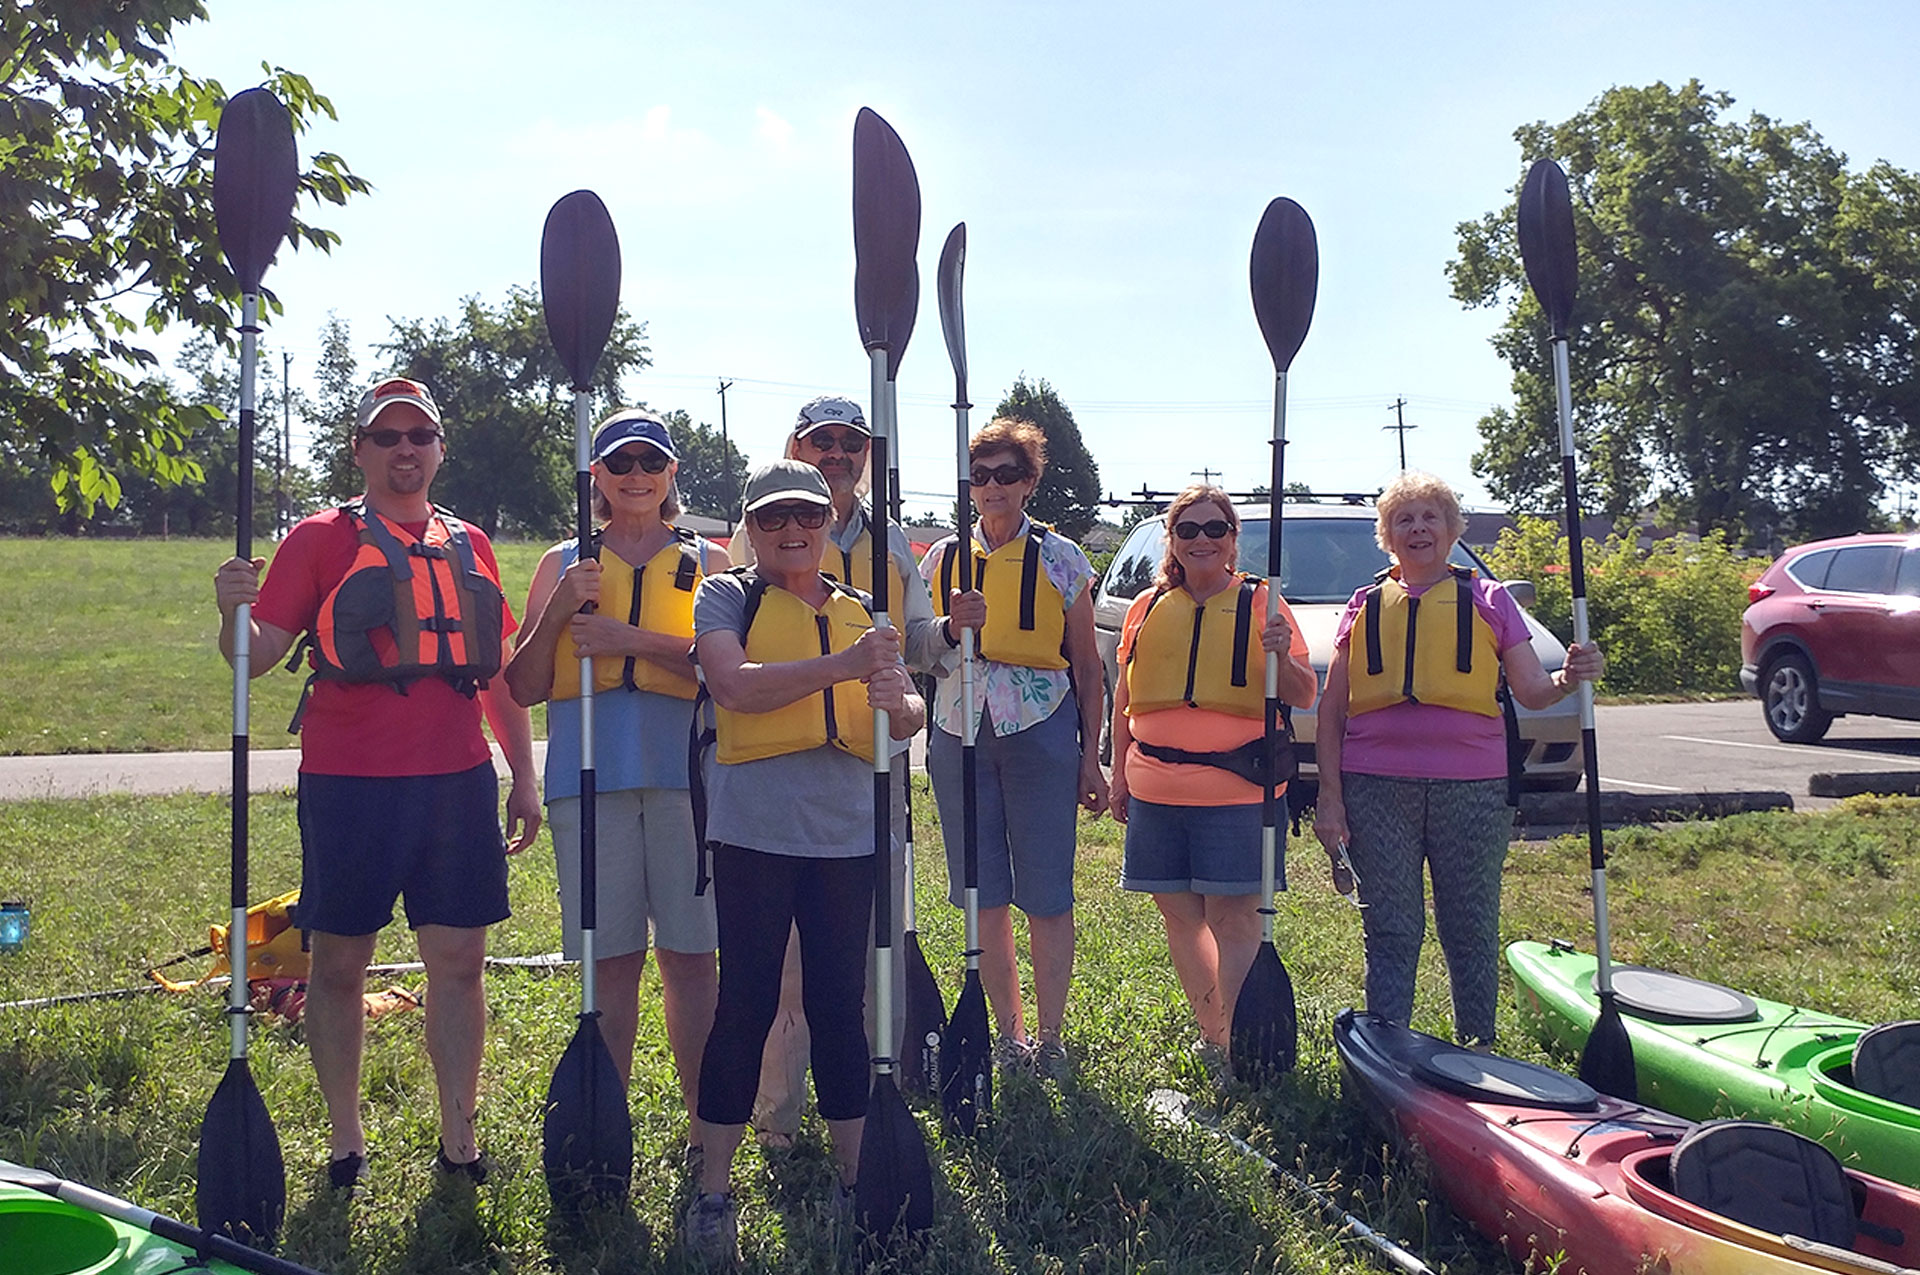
[1527,773,1584,793]
[1761,652,1834,743]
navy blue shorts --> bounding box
[1120,796,1279,896]
[295,762,511,935]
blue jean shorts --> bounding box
[295,761,511,935]
[927,702,1079,917]
[1120,796,1278,896]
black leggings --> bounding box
[696,844,875,1124]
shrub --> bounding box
[1480,516,1761,694]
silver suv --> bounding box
[1092,500,1584,791]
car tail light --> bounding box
[1748,581,1775,603]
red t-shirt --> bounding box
[253,507,517,777]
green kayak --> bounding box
[0,1171,322,1275]
[1507,939,1920,1187]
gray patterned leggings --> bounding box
[1342,772,1511,1043]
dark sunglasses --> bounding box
[970,463,1031,486]
[751,503,830,532]
[807,430,869,454]
[358,427,443,448]
[1173,519,1234,540]
[601,447,671,475]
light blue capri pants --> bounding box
[926,701,1080,918]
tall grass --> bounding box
[5,787,1920,1271]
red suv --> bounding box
[1740,533,1920,742]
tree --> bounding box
[305,312,361,504]
[375,286,650,538]
[992,375,1102,539]
[656,409,749,521]
[1451,80,1920,543]
[4,1,369,513]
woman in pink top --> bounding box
[1313,471,1603,1044]
[1108,485,1317,1068]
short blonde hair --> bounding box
[1375,471,1466,553]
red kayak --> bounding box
[1334,1009,1920,1275]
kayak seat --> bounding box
[1669,1119,1855,1248]
[1852,1021,1920,1107]
[1613,965,1760,1025]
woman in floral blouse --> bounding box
[918,417,1108,1079]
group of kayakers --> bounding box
[211,374,1604,1261]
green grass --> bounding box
[0,537,550,755]
[6,788,1920,1272]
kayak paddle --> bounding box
[851,105,936,1244]
[886,305,946,1098]
[1231,196,1317,1083]
[538,188,635,1208]
[1517,157,1636,1101]
[200,86,295,1247]
[934,221,993,1134]
[3,1160,325,1275]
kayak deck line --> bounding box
[1508,939,1920,1189]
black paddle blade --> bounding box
[1249,197,1319,375]
[213,89,298,294]
[541,1014,634,1211]
[852,107,921,353]
[938,972,992,1135]
[1230,942,1298,1084]
[936,222,968,404]
[856,1072,935,1246]
[540,190,623,391]
[1578,991,1640,1102]
[195,1058,285,1246]
[900,932,946,1096]
[886,269,920,380]
[1518,158,1578,339]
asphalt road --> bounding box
[1590,699,1920,811]
[1,700,1917,807]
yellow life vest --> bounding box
[1348,567,1501,718]
[714,572,878,764]
[931,524,1068,670]
[823,505,908,614]
[1124,575,1264,718]
[551,528,702,701]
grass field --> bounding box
[5,785,1920,1273]
[0,537,551,755]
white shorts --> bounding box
[548,788,717,958]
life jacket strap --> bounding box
[1133,727,1297,790]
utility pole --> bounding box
[1385,397,1415,470]
[280,351,293,536]
[716,377,735,534]
[1192,466,1221,484]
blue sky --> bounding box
[169,0,1920,521]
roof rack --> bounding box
[1101,486,1380,508]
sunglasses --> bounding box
[601,447,671,475]
[751,503,830,532]
[969,463,1031,486]
[357,427,443,448]
[807,430,869,454]
[1173,519,1234,540]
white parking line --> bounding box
[1599,776,1686,792]
[1661,735,1916,765]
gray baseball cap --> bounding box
[741,459,832,513]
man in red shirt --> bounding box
[214,376,539,1189]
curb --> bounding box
[1516,789,1794,832]
[1808,771,1920,799]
